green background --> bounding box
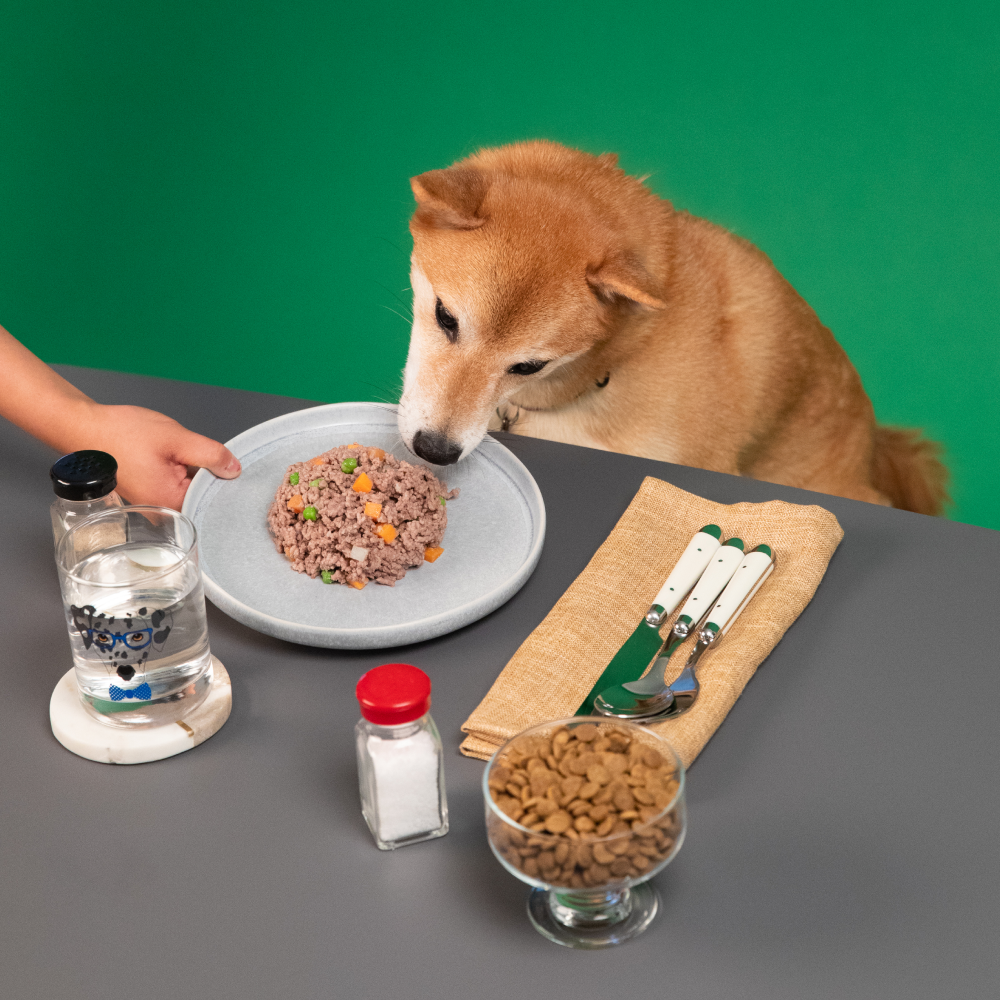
[2,1,997,526]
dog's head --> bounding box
[397,142,668,465]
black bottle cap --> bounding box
[50,451,118,502]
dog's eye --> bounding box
[434,298,459,342]
[508,360,549,376]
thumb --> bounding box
[174,428,242,480]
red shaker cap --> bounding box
[356,663,431,726]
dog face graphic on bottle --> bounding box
[70,604,172,701]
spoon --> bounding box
[618,536,746,697]
[593,544,774,721]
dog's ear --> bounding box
[410,168,488,230]
[587,257,666,310]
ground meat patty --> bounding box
[267,444,459,587]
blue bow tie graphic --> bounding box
[109,682,152,702]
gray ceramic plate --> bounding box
[182,402,546,649]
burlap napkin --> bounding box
[460,477,843,767]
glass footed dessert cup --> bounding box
[483,717,686,949]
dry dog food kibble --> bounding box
[268,444,459,587]
[486,723,683,888]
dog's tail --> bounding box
[871,425,949,516]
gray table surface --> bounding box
[2,366,998,1000]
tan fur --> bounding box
[871,427,949,515]
[397,141,948,516]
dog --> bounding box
[396,141,947,514]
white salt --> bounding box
[367,729,441,842]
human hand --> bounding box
[80,402,241,509]
[0,326,241,508]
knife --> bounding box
[576,524,723,714]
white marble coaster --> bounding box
[49,657,232,764]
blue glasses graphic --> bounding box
[84,627,154,652]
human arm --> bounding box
[0,324,240,509]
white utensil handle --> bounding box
[675,540,745,624]
[651,529,723,614]
[707,548,774,635]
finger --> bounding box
[172,429,241,480]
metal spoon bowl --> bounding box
[593,684,675,719]
[594,627,715,720]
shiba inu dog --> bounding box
[397,141,946,514]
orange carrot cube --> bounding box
[368,447,386,460]
[309,456,325,467]
[349,579,367,590]
[287,494,305,514]
[424,547,444,563]
[352,472,373,493]
[364,501,382,520]
[375,523,398,545]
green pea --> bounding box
[303,506,318,521]
[320,569,333,584]
[439,496,446,505]
[289,472,299,486]
[341,457,358,474]
[309,478,322,488]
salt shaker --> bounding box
[50,450,124,548]
[355,663,449,850]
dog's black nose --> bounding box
[411,430,462,466]
[117,665,136,681]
